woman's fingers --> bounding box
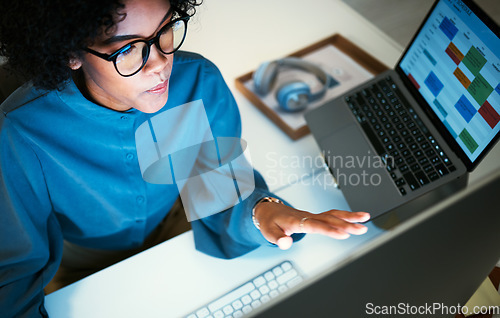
[255,202,371,248]
[260,221,295,250]
[298,217,352,239]
[324,209,371,223]
[298,211,369,235]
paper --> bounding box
[463,277,500,317]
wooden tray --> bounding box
[235,33,389,140]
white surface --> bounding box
[45,175,386,318]
[182,0,403,192]
[44,0,500,317]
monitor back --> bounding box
[252,170,500,318]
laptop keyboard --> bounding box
[186,261,303,318]
[345,76,456,196]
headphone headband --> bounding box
[253,57,332,112]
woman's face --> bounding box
[76,0,174,113]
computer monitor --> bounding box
[251,169,500,317]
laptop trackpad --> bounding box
[319,124,400,217]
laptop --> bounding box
[305,0,500,219]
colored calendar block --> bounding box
[478,100,500,129]
[463,46,487,76]
[425,71,444,97]
[453,67,471,89]
[455,95,476,123]
[439,17,459,41]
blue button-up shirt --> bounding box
[0,52,294,317]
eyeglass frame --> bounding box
[84,12,190,77]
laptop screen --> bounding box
[398,0,499,167]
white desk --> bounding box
[45,1,500,317]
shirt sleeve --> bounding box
[0,117,63,318]
[189,58,304,259]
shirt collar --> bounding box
[56,77,140,122]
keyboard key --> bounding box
[277,269,298,285]
[395,178,405,187]
[223,305,233,315]
[272,266,283,276]
[241,295,252,305]
[232,300,243,310]
[287,276,303,288]
[196,308,210,318]
[428,171,440,181]
[403,172,420,191]
[264,271,275,281]
[233,310,244,318]
[419,157,429,165]
[242,306,252,314]
[208,283,254,312]
[399,187,407,196]
[423,164,434,173]
[268,280,278,290]
[250,290,261,300]
[253,276,266,287]
[396,157,404,166]
[269,290,279,298]
[213,310,223,318]
[281,261,293,271]
[415,171,430,186]
[360,121,385,155]
[435,164,449,176]
[261,295,271,303]
[259,285,270,295]
[425,149,435,157]
[251,300,262,309]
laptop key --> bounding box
[423,164,434,173]
[359,121,385,156]
[403,172,420,191]
[435,164,449,176]
[418,157,429,165]
[428,171,440,181]
[395,178,406,187]
[415,171,430,186]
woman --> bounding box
[0,0,370,316]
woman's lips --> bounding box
[146,80,168,94]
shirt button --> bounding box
[121,115,129,120]
[136,196,145,204]
[126,153,135,160]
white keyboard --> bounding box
[186,261,303,318]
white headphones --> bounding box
[253,57,332,112]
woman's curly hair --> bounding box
[0,0,201,91]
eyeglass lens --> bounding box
[115,19,186,76]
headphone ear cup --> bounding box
[253,61,279,95]
[276,81,311,112]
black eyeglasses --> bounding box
[85,13,190,77]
